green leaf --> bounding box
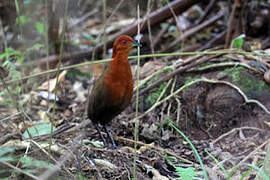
[21,156,53,169]
[0,147,15,157]
[35,22,45,36]
[175,167,197,180]
[0,52,8,60]
[16,15,26,25]
[82,32,94,40]
[231,34,246,49]
[26,43,44,52]
[0,156,15,162]
[168,25,176,32]
[243,163,270,180]
[0,147,15,163]
[170,123,208,180]
[17,56,24,64]
[205,149,228,176]
[23,123,56,139]
[66,69,91,79]
[0,54,8,61]
[166,155,176,162]
[76,173,88,180]
[0,48,22,62]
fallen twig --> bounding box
[163,10,224,52]
[195,0,217,24]
[115,136,194,165]
[22,0,201,68]
[212,127,264,144]
[138,77,270,119]
[0,161,39,180]
[67,9,98,30]
[197,30,227,51]
[137,54,220,98]
[229,139,270,176]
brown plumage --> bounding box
[87,35,139,148]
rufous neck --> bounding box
[111,52,129,63]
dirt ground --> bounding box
[7,65,268,179]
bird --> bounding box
[87,35,140,148]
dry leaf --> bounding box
[152,168,169,180]
[92,63,105,79]
[38,70,67,92]
[138,60,167,79]
[38,110,50,123]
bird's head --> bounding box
[112,35,140,58]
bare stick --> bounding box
[212,127,264,144]
[116,136,194,164]
[137,54,220,97]
[22,0,200,68]
[1,161,39,179]
[163,10,224,52]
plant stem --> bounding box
[133,4,141,180]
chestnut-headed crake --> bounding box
[87,35,140,148]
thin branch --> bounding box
[225,0,238,48]
[38,119,90,179]
[91,0,125,60]
[152,19,173,47]
[138,77,270,119]
[197,29,227,51]
[67,9,98,30]
[22,0,200,68]
[163,10,224,52]
[138,54,220,98]
[147,0,156,60]
[1,161,39,180]
[4,50,270,86]
[195,0,216,24]
[212,127,264,144]
[200,78,270,115]
[50,0,69,154]
[229,139,270,176]
[116,136,194,164]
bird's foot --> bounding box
[104,126,117,149]
[95,124,109,148]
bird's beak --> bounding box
[131,40,142,47]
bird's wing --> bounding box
[87,75,113,121]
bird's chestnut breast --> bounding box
[104,60,133,105]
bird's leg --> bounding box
[94,123,108,147]
[85,152,95,168]
[104,126,117,149]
